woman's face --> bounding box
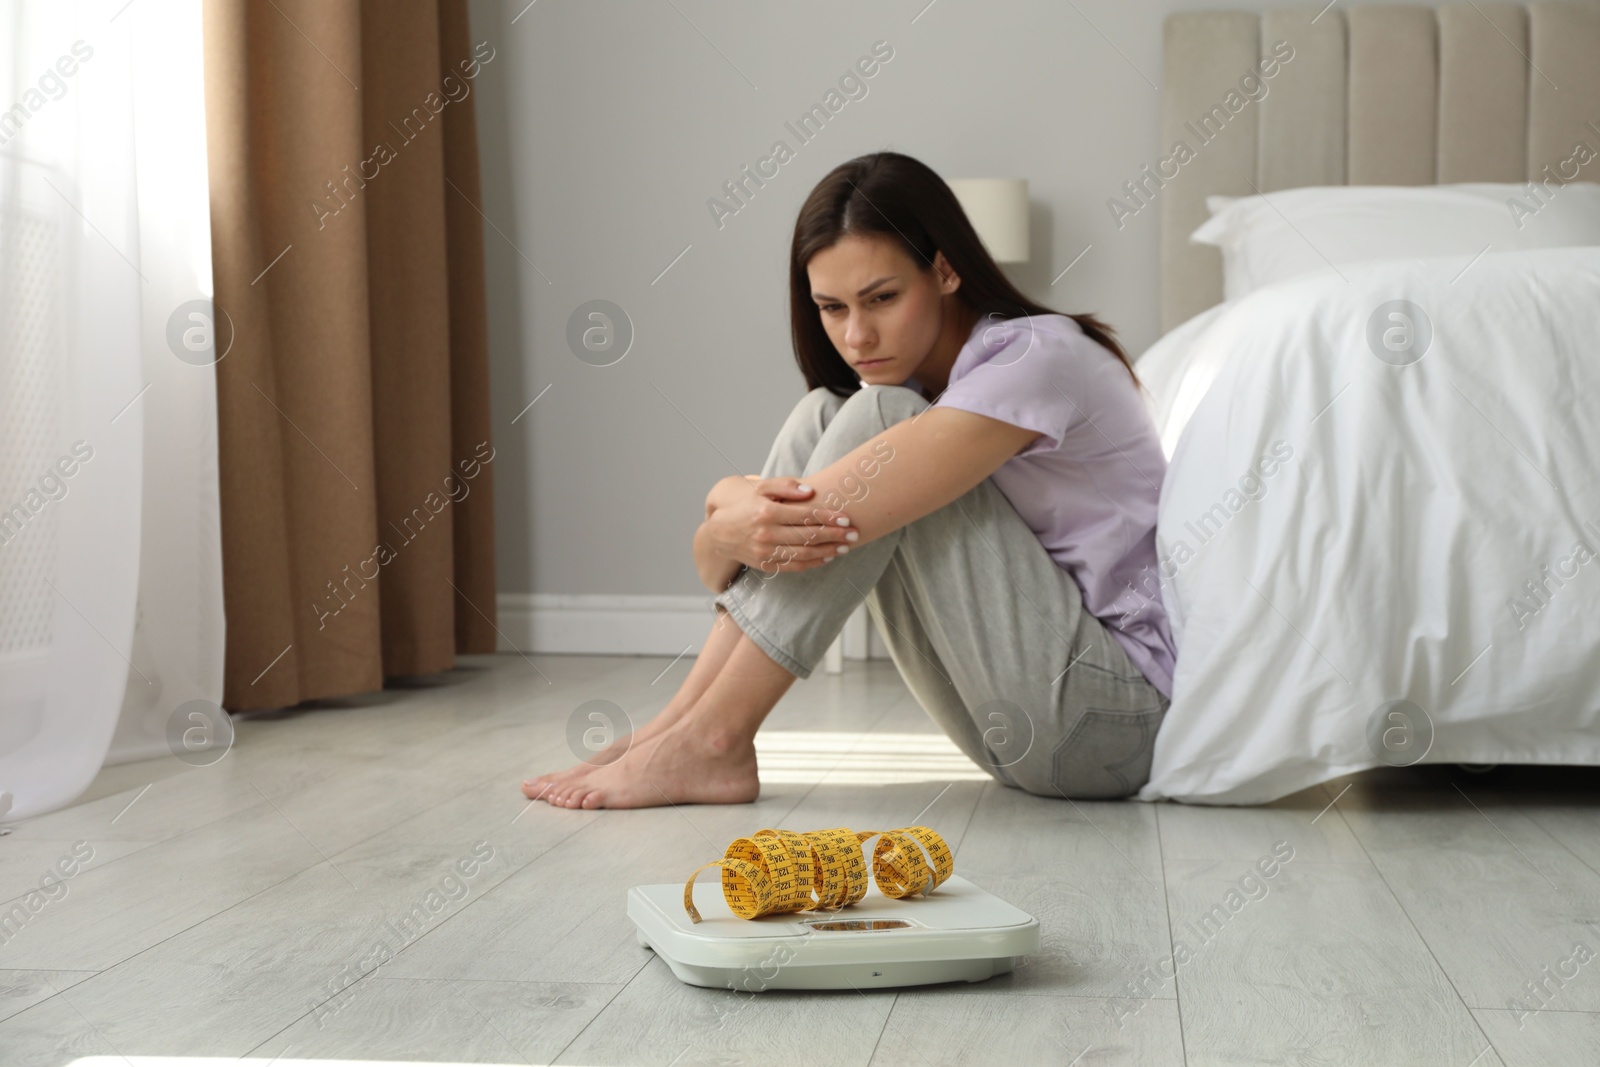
[806,233,958,387]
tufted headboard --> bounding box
[1158,2,1600,332]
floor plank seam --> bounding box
[236,812,620,1060]
[1330,798,1506,1065]
[546,954,655,1066]
[946,780,986,856]
[863,990,897,1066]
[19,774,591,1048]
[1503,792,1600,887]
[11,800,330,969]
[766,693,907,816]
[0,838,169,912]
[1153,802,1190,1067]
[14,684,567,923]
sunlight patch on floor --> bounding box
[753,730,991,783]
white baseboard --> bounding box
[495,593,887,667]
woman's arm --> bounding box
[798,407,1040,547]
[693,516,744,593]
[696,477,746,593]
[705,475,757,520]
[691,408,1033,594]
[695,474,856,593]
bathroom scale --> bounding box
[628,874,1041,990]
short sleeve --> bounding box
[932,317,1084,458]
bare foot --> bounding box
[542,722,760,809]
[522,746,620,801]
[520,701,694,800]
[527,731,661,808]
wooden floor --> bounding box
[4,652,1600,1066]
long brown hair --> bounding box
[789,151,1138,399]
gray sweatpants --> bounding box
[712,384,1171,800]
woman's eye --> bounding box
[818,295,892,314]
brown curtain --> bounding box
[203,0,498,711]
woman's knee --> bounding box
[801,385,840,408]
[768,387,847,469]
[856,383,927,421]
[822,384,927,449]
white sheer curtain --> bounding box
[0,0,223,822]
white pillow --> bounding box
[1191,182,1600,300]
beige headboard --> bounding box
[1160,2,1600,332]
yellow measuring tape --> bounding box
[682,826,953,924]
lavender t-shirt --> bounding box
[905,313,1177,698]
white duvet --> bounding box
[1134,246,1600,804]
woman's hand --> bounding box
[703,475,857,575]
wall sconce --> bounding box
[948,178,1030,264]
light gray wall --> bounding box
[463,0,1449,603]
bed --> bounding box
[1134,2,1600,803]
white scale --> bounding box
[628,875,1041,990]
